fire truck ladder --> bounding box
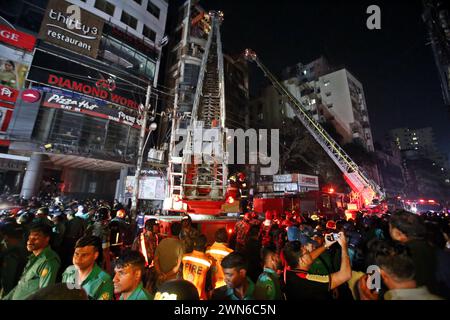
[244,49,385,205]
[181,11,228,201]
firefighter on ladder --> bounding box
[181,235,217,300]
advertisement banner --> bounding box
[38,0,104,58]
[27,49,146,110]
[0,58,30,90]
[0,84,19,103]
[41,90,142,128]
[0,25,36,52]
[297,174,319,188]
[0,107,13,133]
[125,176,166,200]
[273,182,298,192]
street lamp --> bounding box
[131,83,158,221]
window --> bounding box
[143,25,156,42]
[133,0,142,4]
[121,11,137,29]
[147,1,160,19]
[324,80,330,86]
[94,0,115,16]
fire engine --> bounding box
[402,199,444,215]
[253,190,347,220]
[155,10,386,238]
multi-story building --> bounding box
[375,143,406,198]
[389,127,448,168]
[389,126,449,199]
[0,0,168,200]
[252,57,375,152]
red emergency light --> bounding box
[428,200,435,203]
[328,188,335,194]
[227,196,235,204]
[419,199,425,203]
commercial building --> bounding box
[0,0,168,201]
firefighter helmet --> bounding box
[243,212,252,221]
[116,209,126,219]
[145,218,159,231]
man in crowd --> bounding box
[3,223,60,300]
[254,245,283,300]
[0,223,27,298]
[113,250,153,300]
[62,235,114,300]
[182,234,216,299]
[373,240,443,300]
[154,222,184,287]
[206,228,233,289]
[230,213,251,253]
[211,252,255,300]
[282,231,351,300]
[389,210,440,295]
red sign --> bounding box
[47,74,140,109]
[0,84,19,103]
[21,89,41,103]
[0,25,36,52]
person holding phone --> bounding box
[282,231,352,300]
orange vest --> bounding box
[182,250,215,300]
[206,242,233,289]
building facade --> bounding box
[252,57,375,152]
[1,0,168,200]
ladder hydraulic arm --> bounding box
[244,49,385,205]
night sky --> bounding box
[201,0,450,158]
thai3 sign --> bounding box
[38,0,104,58]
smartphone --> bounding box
[326,233,341,242]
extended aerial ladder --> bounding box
[165,11,229,214]
[244,49,385,207]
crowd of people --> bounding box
[0,194,449,300]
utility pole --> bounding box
[131,84,152,221]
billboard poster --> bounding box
[125,176,166,200]
[0,58,30,90]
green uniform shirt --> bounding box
[119,283,153,300]
[3,246,60,300]
[62,264,114,300]
[254,268,283,300]
[212,277,255,300]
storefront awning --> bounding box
[45,153,127,172]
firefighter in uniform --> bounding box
[132,219,160,267]
[179,214,199,254]
[181,235,216,300]
[206,228,233,289]
[260,211,274,247]
[249,211,261,228]
[230,213,251,253]
[3,223,60,300]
